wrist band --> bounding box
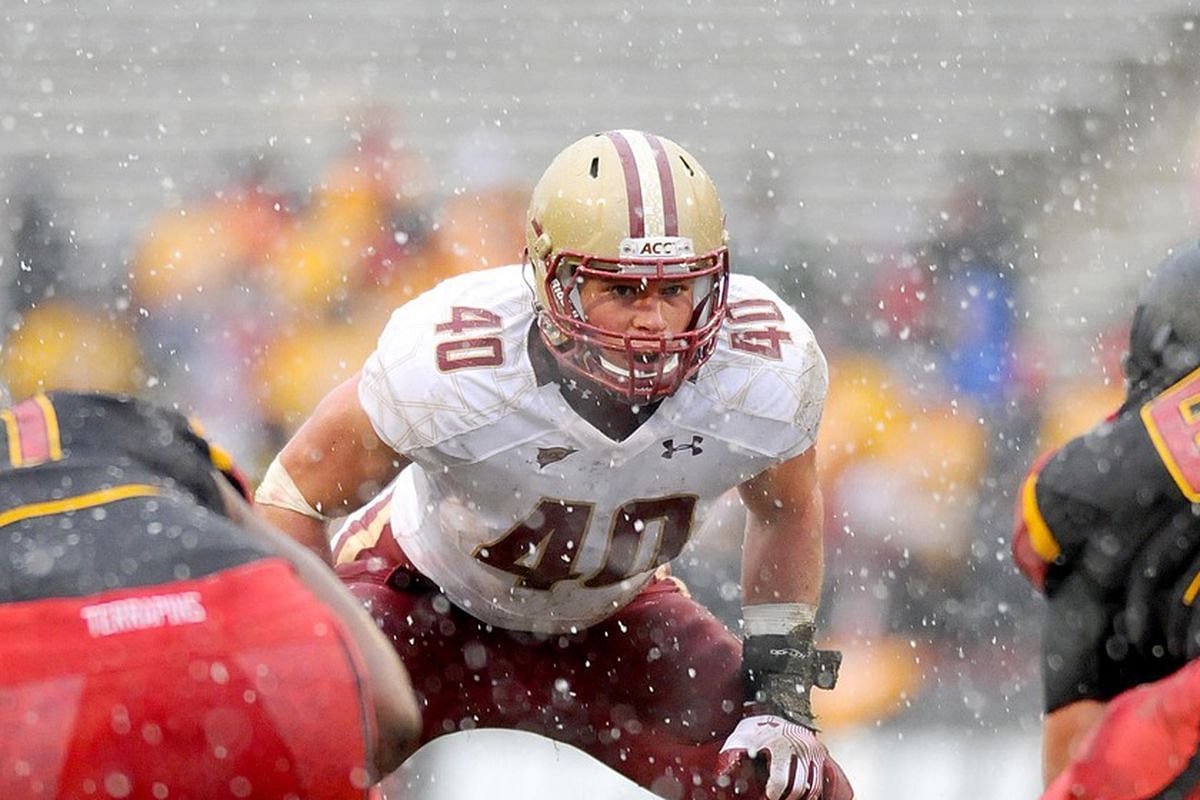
[741,603,840,730]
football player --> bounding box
[256,130,852,800]
[1013,242,1200,798]
[0,392,420,799]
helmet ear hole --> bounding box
[589,157,600,179]
[532,232,553,262]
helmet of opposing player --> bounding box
[526,130,730,403]
[1123,241,1200,404]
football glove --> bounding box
[716,715,853,800]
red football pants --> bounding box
[1043,658,1200,800]
[0,559,377,800]
[338,558,762,800]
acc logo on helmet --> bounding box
[619,237,695,258]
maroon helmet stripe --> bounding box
[604,131,645,238]
[644,133,678,236]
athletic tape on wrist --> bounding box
[742,602,817,636]
[254,456,330,522]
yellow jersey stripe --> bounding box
[1021,471,1061,562]
[0,484,162,529]
[1184,571,1200,606]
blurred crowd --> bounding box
[0,119,1129,735]
[0,119,530,475]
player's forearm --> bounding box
[257,502,334,562]
[254,374,405,560]
[735,482,839,734]
[741,491,825,607]
[1043,699,1107,785]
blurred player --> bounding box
[0,391,420,799]
[255,130,852,800]
[1013,242,1200,798]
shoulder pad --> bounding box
[358,266,538,453]
[691,276,827,459]
[1011,449,1060,591]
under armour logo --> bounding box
[661,436,704,459]
[536,446,579,469]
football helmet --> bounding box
[526,130,729,403]
[1124,241,1200,404]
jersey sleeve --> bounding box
[696,276,828,461]
[1019,442,1123,712]
[1011,449,1062,591]
[779,312,828,460]
[1015,412,1182,592]
[357,266,537,457]
[358,292,440,455]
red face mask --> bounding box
[536,247,730,403]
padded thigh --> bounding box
[338,560,758,800]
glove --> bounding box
[716,715,853,800]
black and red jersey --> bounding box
[1014,365,1200,711]
[0,392,271,603]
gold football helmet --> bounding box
[526,130,729,403]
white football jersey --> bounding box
[342,264,827,634]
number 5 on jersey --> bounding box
[1143,365,1200,501]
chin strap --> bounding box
[743,621,842,731]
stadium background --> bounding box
[5,0,1200,795]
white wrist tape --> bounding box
[254,456,330,522]
[743,602,817,636]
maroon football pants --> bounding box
[337,558,762,800]
[1043,658,1200,800]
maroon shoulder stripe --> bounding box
[604,131,645,238]
[644,133,678,236]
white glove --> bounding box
[716,715,851,800]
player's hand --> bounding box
[716,715,853,800]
